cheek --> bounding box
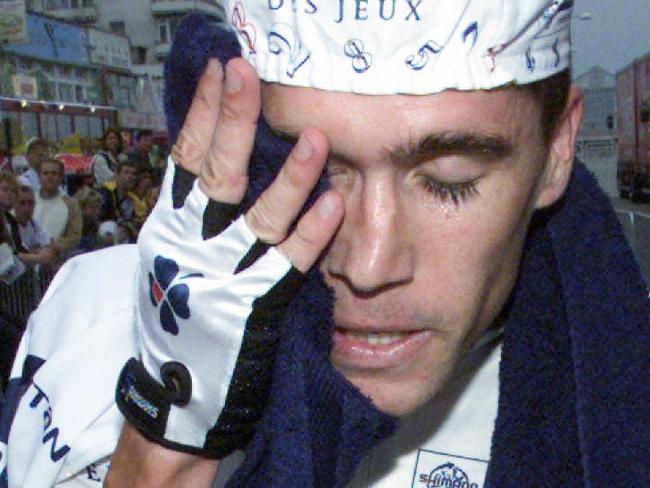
[411,177,536,325]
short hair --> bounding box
[116,160,138,174]
[40,158,65,176]
[17,185,34,195]
[519,69,571,147]
[135,129,153,141]
[0,172,18,191]
[102,127,124,153]
[79,190,102,209]
[26,138,48,154]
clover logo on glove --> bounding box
[149,255,203,335]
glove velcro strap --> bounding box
[116,358,174,442]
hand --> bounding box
[112,57,343,477]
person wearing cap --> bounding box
[1,2,649,487]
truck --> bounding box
[616,52,650,201]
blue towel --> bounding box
[165,14,650,487]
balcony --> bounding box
[155,41,172,60]
[151,0,225,19]
[45,6,99,24]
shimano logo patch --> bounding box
[412,450,487,488]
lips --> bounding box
[331,322,432,370]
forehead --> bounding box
[41,162,62,172]
[262,84,542,159]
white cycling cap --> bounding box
[223,0,573,95]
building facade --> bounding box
[574,66,618,196]
[1,1,226,165]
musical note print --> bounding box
[268,23,311,78]
[542,0,573,27]
[552,37,560,67]
[405,40,443,71]
[462,22,479,48]
[525,46,536,72]
[231,2,257,54]
[344,39,373,74]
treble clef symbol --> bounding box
[405,40,443,71]
[231,2,256,54]
[344,39,373,74]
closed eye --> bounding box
[420,177,479,205]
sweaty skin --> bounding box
[106,58,583,486]
[263,82,582,416]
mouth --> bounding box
[332,325,432,370]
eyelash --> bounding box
[420,177,479,205]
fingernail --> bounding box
[225,64,243,94]
[318,193,338,217]
[207,58,221,76]
[294,135,313,161]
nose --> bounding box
[326,174,414,294]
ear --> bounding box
[534,84,584,209]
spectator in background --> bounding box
[0,172,23,386]
[13,185,50,250]
[34,159,82,262]
[126,129,154,172]
[17,138,49,192]
[131,167,155,226]
[0,173,24,255]
[98,160,139,239]
[92,127,127,185]
[77,190,110,253]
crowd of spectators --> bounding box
[0,128,165,381]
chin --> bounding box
[343,372,444,417]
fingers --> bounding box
[171,59,224,175]
[246,128,329,243]
[279,190,344,273]
[199,58,261,204]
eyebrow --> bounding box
[388,132,514,167]
[270,128,513,167]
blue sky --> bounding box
[572,0,650,76]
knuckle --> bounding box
[247,201,285,243]
[171,131,204,171]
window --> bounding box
[89,117,103,138]
[74,115,90,138]
[75,85,85,103]
[40,114,58,142]
[131,47,147,65]
[56,114,73,141]
[58,82,74,102]
[20,113,39,140]
[159,23,169,44]
[109,21,126,36]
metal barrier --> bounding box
[0,266,56,331]
[616,210,650,284]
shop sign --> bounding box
[12,73,38,99]
[3,13,89,66]
[0,0,27,44]
[88,29,132,70]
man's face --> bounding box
[39,162,63,194]
[14,191,35,222]
[116,166,138,192]
[138,135,153,153]
[27,144,48,169]
[263,84,558,416]
[0,182,17,210]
